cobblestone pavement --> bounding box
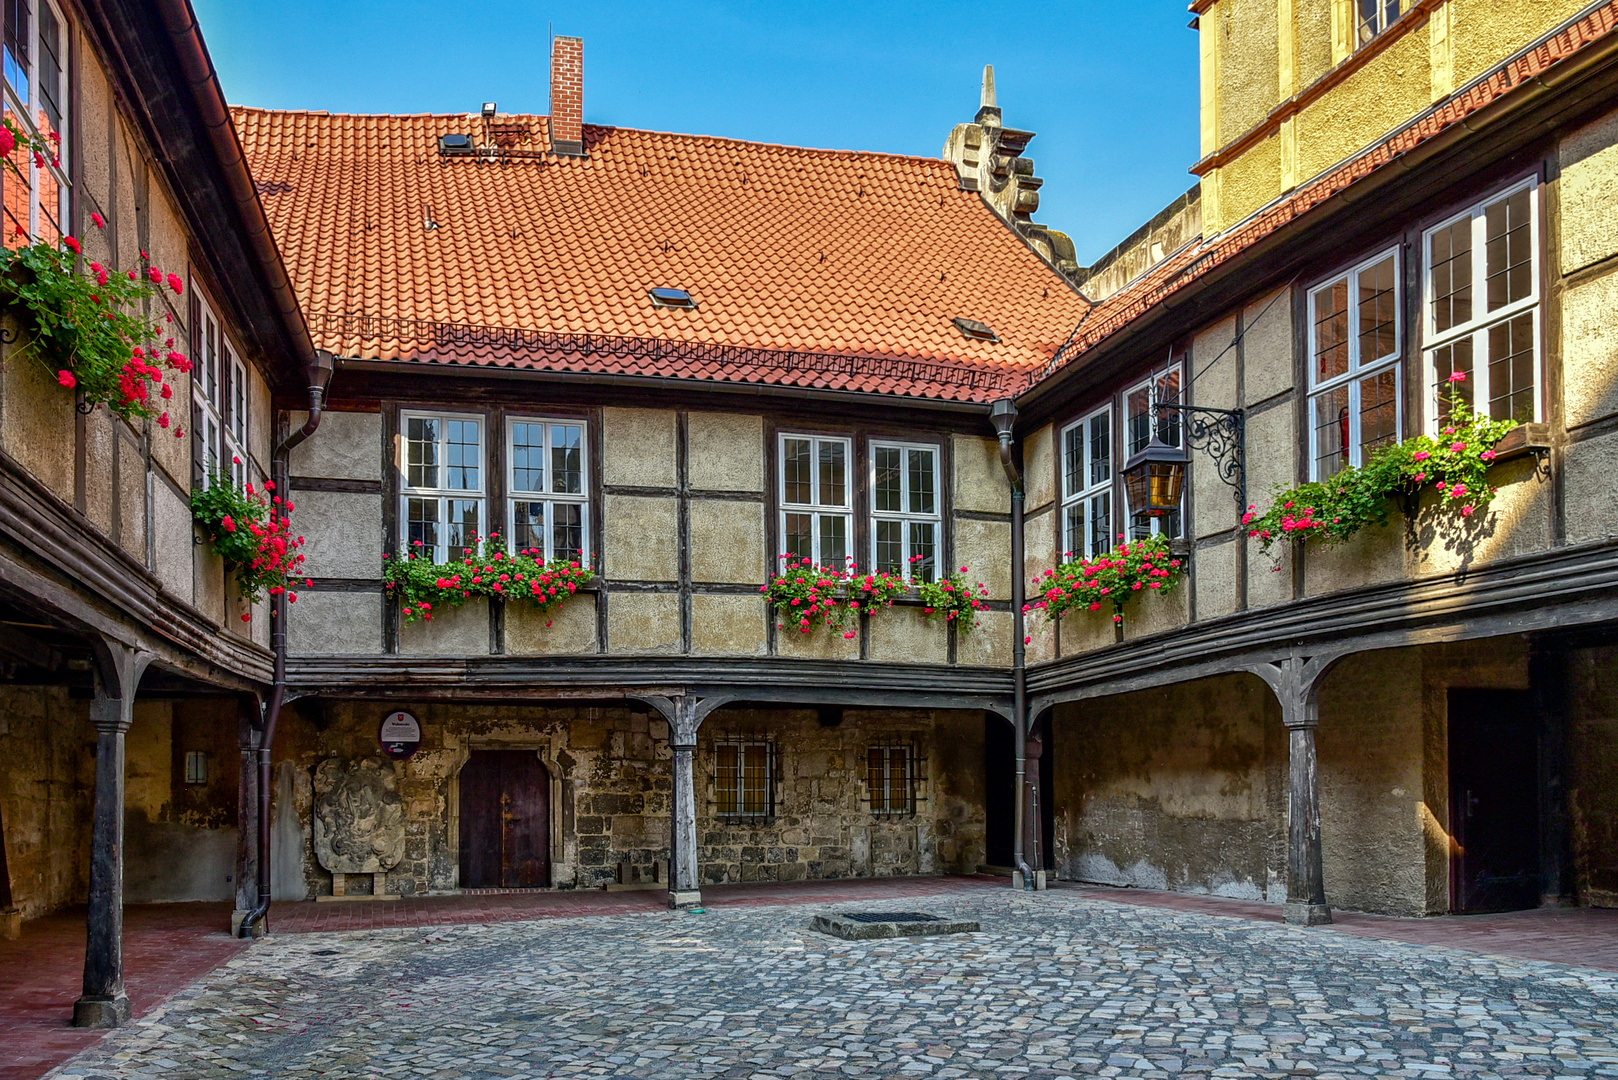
[48,891,1618,1080]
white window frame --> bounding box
[399,409,486,562]
[2,0,70,247]
[1421,177,1542,431]
[506,417,590,565]
[192,292,252,488]
[1306,247,1403,480]
[1356,0,1404,48]
[868,439,940,582]
[778,432,852,569]
[1123,367,1184,542]
[1060,405,1113,560]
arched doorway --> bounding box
[458,750,550,889]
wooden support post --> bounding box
[1258,654,1335,927]
[74,639,151,1029]
[668,695,702,910]
[232,695,261,937]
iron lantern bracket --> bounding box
[1152,403,1247,516]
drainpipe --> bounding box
[988,399,1032,890]
[239,351,334,938]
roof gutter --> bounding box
[1015,17,1618,419]
[152,0,316,374]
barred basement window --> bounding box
[867,744,916,816]
[714,740,772,819]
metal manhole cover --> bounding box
[841,912,941,923]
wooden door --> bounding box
[1449,690,1540,913]
[458,750,550,889]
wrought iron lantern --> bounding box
[1122,435,1189,517]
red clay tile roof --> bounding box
[231,109,1090,403]
[1037,0,1618,386]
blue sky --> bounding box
[194,1,1200,264]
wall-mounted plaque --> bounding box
[378,711,422,760]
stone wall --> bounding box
[1567,643,1618,907]
[695,707,986,885]
[272,701,986,896]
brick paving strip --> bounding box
[27,884,1618,1080]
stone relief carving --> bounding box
[313,756,406,875]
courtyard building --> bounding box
[0,0,1615,1035]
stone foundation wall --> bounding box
[695,708,986,885]
[274,702,986,896]
[0,686,95,920]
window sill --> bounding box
[1488,423,1551,463]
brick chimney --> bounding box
[549,36,584,156]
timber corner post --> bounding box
[642,693,725,911]
[1251,653,1343,927]
[74,638,153,1029]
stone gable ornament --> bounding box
[313,756,406,898]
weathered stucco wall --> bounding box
[272,702,985,896]
[1567,643,1618,907]
[1052,674,1286,900]
[0,687,95,920]
[123,699,240,905]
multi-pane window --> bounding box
[1357,0,1403,46]
[1424,180,1540,429]
[714,741,772,819]
[870,441,938,581]
[401,412,484,562]
[1307,250,1401,479]
[183,751,208,786]
[1125,369,1182,541]
[2,0,69,247]
[779,434,851,568]
[192,294,248,487]
[508,419,587,563]
[1061,407,1112,559]
[867,744,916,816]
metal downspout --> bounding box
[995,422,1032,890]
[238,388,326,936]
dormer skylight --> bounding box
[438,133,474,156]
[650,288,697,309]
[953,317,999,342]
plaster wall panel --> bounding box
[249,368,272,470]
[777,621,859,660]
[149,366,190,488]
[1024,424,1056,512]
[297,490,383,580]
[1123,579,1191,641]
[290,410,383,481]
[1450,0,1587,89]
[689,499,766,584]
[1562,270,1618,429]
[1412,458,1549,575]
[1565,643,1618,906]
[953,518,1011,600]
[1245,403,1297,512]
[1057,611,1115,657]
[507,595,598,655]
[951,434,1007,514]
[1024,605,1056,665]
[1248,540,1294,609]
[957,608,1012,668]
[1243,288,1295,405]
[1564,428,1618,546]
[151,481,194,603]
[1296,26,1430,186]
[1318,648,1427,916]
[1051,673,1283,901]
[83,408,116,535]
[1025,505,1056,576]
[1303,518,1407,596]
[123,701,172,823]
[602,407,676,489]
[117,430,147,564]
[77,56,112,212]
[606,592,682,654]
[194,543,227,626]
[690,594,767,656]
[1192,316,1239,412]
[1,349,76,499]
[867,606,948,666]
[687,412,764,492]
[290,590,383,655]
[1195,539,1241,622]
[1559,108,1618,275]
[1294,0,1333,87]
[1213,132,1282,237]
[1217,0,1281,145]
[602,495,679,582]
[113,123,138,281]
[146,184,188,311]
[400,599,489,656]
